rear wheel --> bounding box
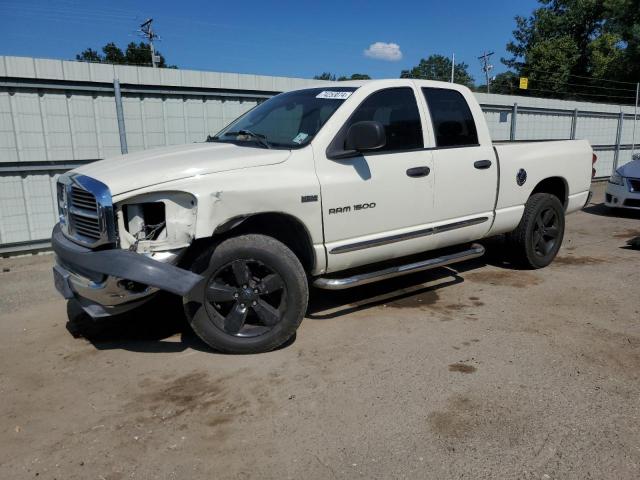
[508,193,565,269]
[184,234,308,353]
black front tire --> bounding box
[184,234,308,354]
[507,193,565,269]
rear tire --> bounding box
[507,193,565,269]
[183,234,308,354]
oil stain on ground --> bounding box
[468,296,485,306]
[427,394,528,447]
[383,287,489,324]
[384,290,440,310]
[428,395,477,438]
[465,270,541,288]
[554,255,606,266]
[135,372,228,413]
[448,363,477,373]
[130,371,259,431]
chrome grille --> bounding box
[57,174,116,249]
[70,186,98,211]
[71,211,101,240]
[69,186,101,241]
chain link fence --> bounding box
[479,96,638,179]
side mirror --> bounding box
[345,121,386,152]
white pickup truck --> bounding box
[52,79,594,353]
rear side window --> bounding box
[421,88,478,148]
[347,87,423,152]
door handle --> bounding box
[406,166,430,178]
[474,160,492,169]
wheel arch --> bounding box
[531,176,568,209]
[211,212,316,273]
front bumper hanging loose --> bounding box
[51,224,204,316]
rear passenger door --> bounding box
[421,87,497,241]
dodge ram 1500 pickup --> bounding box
[52,79,594,353]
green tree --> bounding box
[337,73,371,81]
[313,73,371,81]
[75,42,175,68]
[102,42,126,64]
[313,72,336,81]
[503,0,636,101]
[504,1,606,73]
[124,42,172,68]
[399,55,474,87]
[588,31,626,79]
[75,48,101,63]
[604,0,640,82]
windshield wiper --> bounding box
[222,129,272,149]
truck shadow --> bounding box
[307,268,463,320]
[65,237,522,353]
[582,202,640,220]
[65,294,215,355]
[307,236,520,319]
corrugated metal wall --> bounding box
[1,56,638,252]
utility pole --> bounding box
[478,51,494,93]
[450,53,455,83]
[139,18,159,68]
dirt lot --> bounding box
[1,183,639,480]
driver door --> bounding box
[315,87,436,272]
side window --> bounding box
[421,88,478,148]
[347,88,423,152]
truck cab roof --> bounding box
[314,78,472,92]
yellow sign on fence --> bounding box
[519,77,529,90]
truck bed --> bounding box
[493,139,592,212]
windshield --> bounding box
[209,87,357,149]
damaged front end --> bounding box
[52,174,203,317]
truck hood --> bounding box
[73,143,291,196]
[618,159,640,179]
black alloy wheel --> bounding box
[532,207,560,258]
[184,234,308,354]
[507,193,565,269]
[205,259,286,337]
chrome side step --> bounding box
[313,243,485,290]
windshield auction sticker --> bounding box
[292,132,309,144]
[316,91,353,99]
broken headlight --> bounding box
[116,192,197,252]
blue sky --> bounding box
[0,0,540,83]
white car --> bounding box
[52,79,594,353]
[606,153,640,210]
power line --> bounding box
[496,81,637,102]
[0,1,364,49]
[516,65,639,86]
[527,77,637,95]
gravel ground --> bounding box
[1,182,639,480]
